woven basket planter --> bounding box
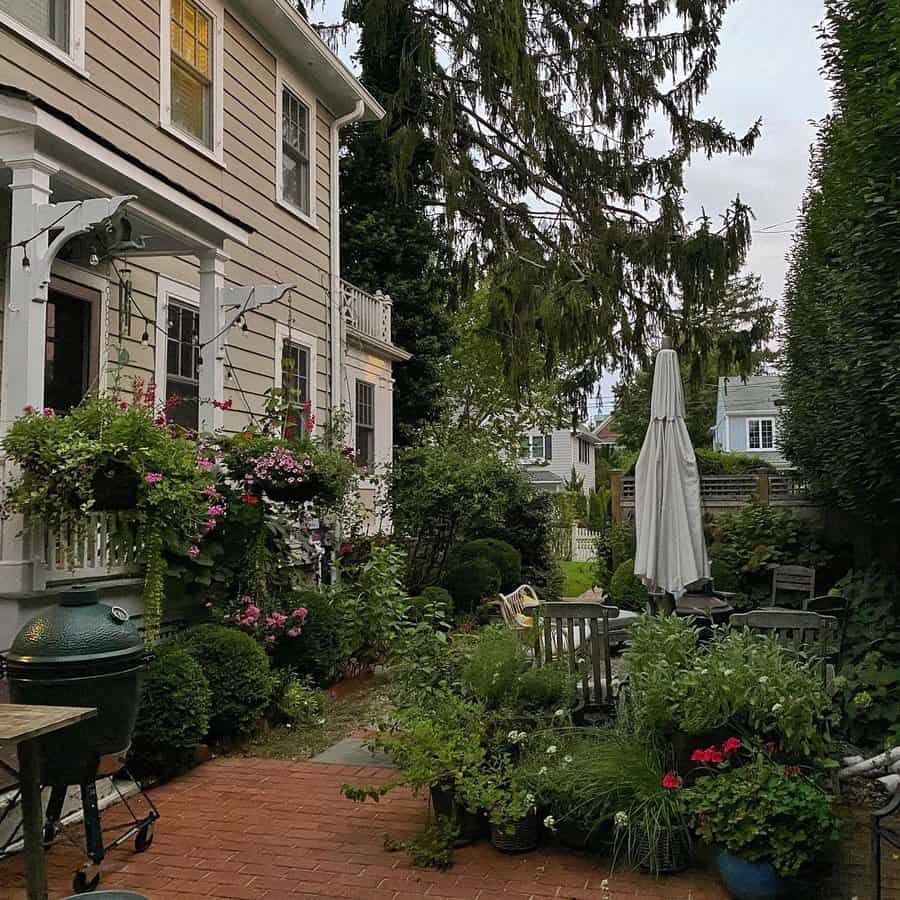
[490,813,539,854]
[633,824,693,874]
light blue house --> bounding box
[712,375,788,467]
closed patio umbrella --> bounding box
[634,340,709,601]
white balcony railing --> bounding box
[32,512,144,590]
[341,280,392,345]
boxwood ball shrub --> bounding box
[609,559,649,611]
[272,589,345,685]
[449,539,522,592]
[443,557,501,613]
[180,624,273,739]
[129,645,212,776]
[410,586,454,622]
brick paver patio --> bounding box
[0,757,892,899]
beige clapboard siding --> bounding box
[0,0,340,426]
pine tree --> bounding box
[327,0,759,401]
[340,0,458,443]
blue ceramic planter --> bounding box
[716,851,786,900]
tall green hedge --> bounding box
[781,0,900,546]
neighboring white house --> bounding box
[517,426,600,494]
[712,375,788,467]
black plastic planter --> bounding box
[430,785,484,846]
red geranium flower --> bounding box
[241,493,259,505]
[723,737,742,755]
[662,772,682,789]
[340,543,353,554]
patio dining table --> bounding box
[0,704,96,900]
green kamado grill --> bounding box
[3,585,159,894]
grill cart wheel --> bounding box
[134,821,154,853]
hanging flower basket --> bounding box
[263,480,318,504]
[90,456,140,511]
[490,812,540,854]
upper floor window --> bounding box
[0,0,85,71]
[577,438,592,465]
[282,88,311,215]
[747,417,775,451]
[355,380,375,469]
[160,0,224,162]
[171,0,212,146]
[519,435,549,460]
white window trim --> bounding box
[159,0,226,166]
[0,0,87,76]
[273,322,318,433]
[354,377,376,467]
[154,276,199,399]
[746,416,776,452]
[275,61,318,228]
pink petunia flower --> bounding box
[42,407,55,417]
[204,485,218,497]
[286,628,301,638]
[188,545,200,559]
[144,473,163,484]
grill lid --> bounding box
[6,585,143,668]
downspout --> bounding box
[329,100,366,417]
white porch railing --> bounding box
[341,280,392,345]
[32,512,144,590]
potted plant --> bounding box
[684,750,840,898]
[460,756,540,854]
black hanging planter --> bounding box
[490,813,540,854]
[263,480,317,503]
[91,457,140,511]
[430,785,484,847]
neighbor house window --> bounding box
[355,380,375,468]
[281,87,311,215]
[747,417,775,451]
[577,438,592,464]
[519,435,549,460]
[165,300,200,430]
[170,0,212,146]
[0,0,68,48]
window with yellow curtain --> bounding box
[170,0,212,146]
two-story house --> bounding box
[517,426,599,495]
[712,375,788,467]
[0,0,408,642]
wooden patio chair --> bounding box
[537,601,621,715]
[729,608,839,684]
[497,584,541,632]
[770,564,816,605]
[805,593,849,663]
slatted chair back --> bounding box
[771,565,816,604]
[538,601,620,709]
[730,609,839,680]
[805,594,849,662]
[497,585,540,631]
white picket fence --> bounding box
[553,526,603,562]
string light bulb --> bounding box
[89,248,100,267]
[21,251,30,272]
[140,326,150,347]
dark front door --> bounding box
[44,290,90,414]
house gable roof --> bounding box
[718,375,782,415]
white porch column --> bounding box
[0,155,58,428]
[198,249,227,433]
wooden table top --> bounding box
[0,704,96,747]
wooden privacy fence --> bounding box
[610,470,816,524]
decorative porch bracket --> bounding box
[197,255,294,433]
[0,171,136,428]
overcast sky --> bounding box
[320,0,831,412]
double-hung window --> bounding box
[519,434,550,460]
[577,439,592,465]
[747,417,775,451]
[0,0,85,70]
[355,381,375,469]
[170,0,212,147]
[280,339,310,436]
[165,300,200,430]
[281,86,311,216]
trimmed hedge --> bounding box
[180,624,273,739]
[444,557,501,613]
[129,645,212,775]
[449,538,522,592]
[609,558,649,612]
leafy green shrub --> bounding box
[180,624,273,739]
[610,524,636,570]
[594,554,611,591]
[443,557,501,613]
[129,646,212,775]
[694,448,776,475]
[272,589,345,685]
[516,663,576,711]
[449,539,521,592]
[459,625,528,706]
[587,489,610,530]
[609,559,649,611]
[834,566,900,746]
[410,586,454,623]
[686,753,840,877]
[266,669,325,728]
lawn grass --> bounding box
[235,672,394,762]
[561,559,596,597]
